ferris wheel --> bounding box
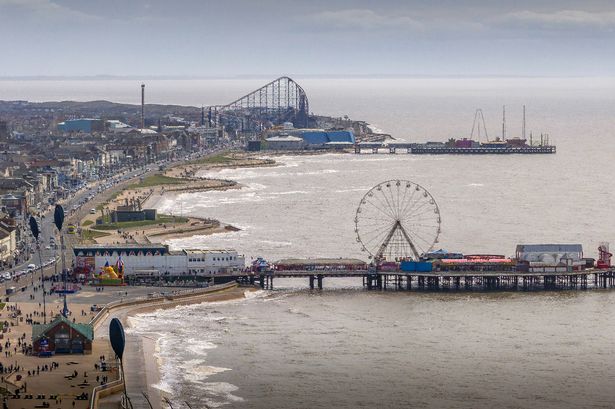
[355,180,441,261]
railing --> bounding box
[89,282,238,329]
[89,358,124,409]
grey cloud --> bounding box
[309,8,425,30]
[1,1,615,77]
[0,0,101,21]
[494,9,615,31]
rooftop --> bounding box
[74,243,168,250]
[32,315,94,343]
[265,135,303,142]
[180,249,239,255]
[516,244,583,253]
[275,258,367,266]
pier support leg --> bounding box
[317,275,323,290]
[309,275,314,289]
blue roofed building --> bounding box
[287,129,355,148]
[57,118,104,133]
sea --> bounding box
[5,77,615,408]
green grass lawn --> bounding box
[189,152,233,165]
[128,174,186,189]
[81,229,111,241]
[92,214,188,230]
[82,220,94,226]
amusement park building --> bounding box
[515,244,585,272]
[287,129,355,147]
[57,118,104,133]
[263,130,355,150]
[73,244,245,276]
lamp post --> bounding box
[54,205,69,318]
[29,216,46,324]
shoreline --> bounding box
[80,152,277,245]
[98,283,255,409]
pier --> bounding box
[199,269,615,292]
[353,142,556,154]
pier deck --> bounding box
[353,143,556,154]
[125,269,615,292]
[251,269,615,291]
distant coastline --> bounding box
[0,74,607,81]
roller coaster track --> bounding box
[210,76,310,129]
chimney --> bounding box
[141,83,145,130]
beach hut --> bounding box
[32,315,94,355]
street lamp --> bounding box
[29,216,46,324]
[53,205,69,317]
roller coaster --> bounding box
[209,76,310,131]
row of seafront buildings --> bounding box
[73,244,245,277]
[0,107,231,266]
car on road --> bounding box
[27,263,36,270]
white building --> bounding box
[515,244,585,272]
[265,135,304,150]
[73,244,245,276]
[0,226,16,262]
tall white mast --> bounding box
[502,105,506,140]
[522,105,526,140]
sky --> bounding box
[1,0,615,77]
